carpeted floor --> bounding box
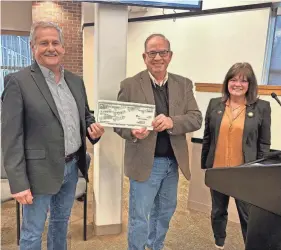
[1,153,244,250]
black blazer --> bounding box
[201,97,271,169]
[1,62,99,195]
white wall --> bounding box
[128,7,188,18]
[129,0,279,18]
[203,0,280,10]
[1,1,32,32]
[82,2,95,24]
[82,3,96,110]
[82,0,278,21]
[82,3,280,150]
[127,8,270,83]
[83,26,95,109]
[126,7,281,150]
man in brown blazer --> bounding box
[114,34,202,250]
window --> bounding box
[1,34,33,94]
[268,14,281,85]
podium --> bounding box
[205,152,281,250]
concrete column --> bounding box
[92,3,128,235]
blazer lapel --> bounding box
[30,63,62,125]
[242,103,255,146]
[139,70,180,117]
[167,75,180,117]
[139,70,155,105]
[214,101,225,146]
[64,71,84,122]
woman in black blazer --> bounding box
[201,62,271,249]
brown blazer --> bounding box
[201,97,271,169]
[114,70,202,181]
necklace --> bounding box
[230,105,241,112]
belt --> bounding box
[65,151,78,163]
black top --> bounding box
[201,97,271,169]
[151,80,175,158]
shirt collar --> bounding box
[148,71,169,87]
[38,63,64,80]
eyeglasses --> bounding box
[229,78,248,84]
[146,50,170,58]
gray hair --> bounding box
[144,34,171,51]
[30,21,64,46]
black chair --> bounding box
[16,153,91,244]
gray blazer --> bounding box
[201,97,271,169]
[114,70,202,181]
[1,62,99,195]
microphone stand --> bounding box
[271,92,281,107]
[276,100,281,107]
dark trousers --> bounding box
[210,189,250,247]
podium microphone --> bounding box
[271,92,281,106]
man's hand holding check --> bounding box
[132,114,173,140]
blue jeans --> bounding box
[20,158,78,250]
[128,157,179,250]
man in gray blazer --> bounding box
[115,34,202,250]
[1,21,104,250]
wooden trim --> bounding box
[1,30,30,36]
[195,83,281,96]
[258,85,281,96]
[195,83,222,93]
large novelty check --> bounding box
[97,100,156,130]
